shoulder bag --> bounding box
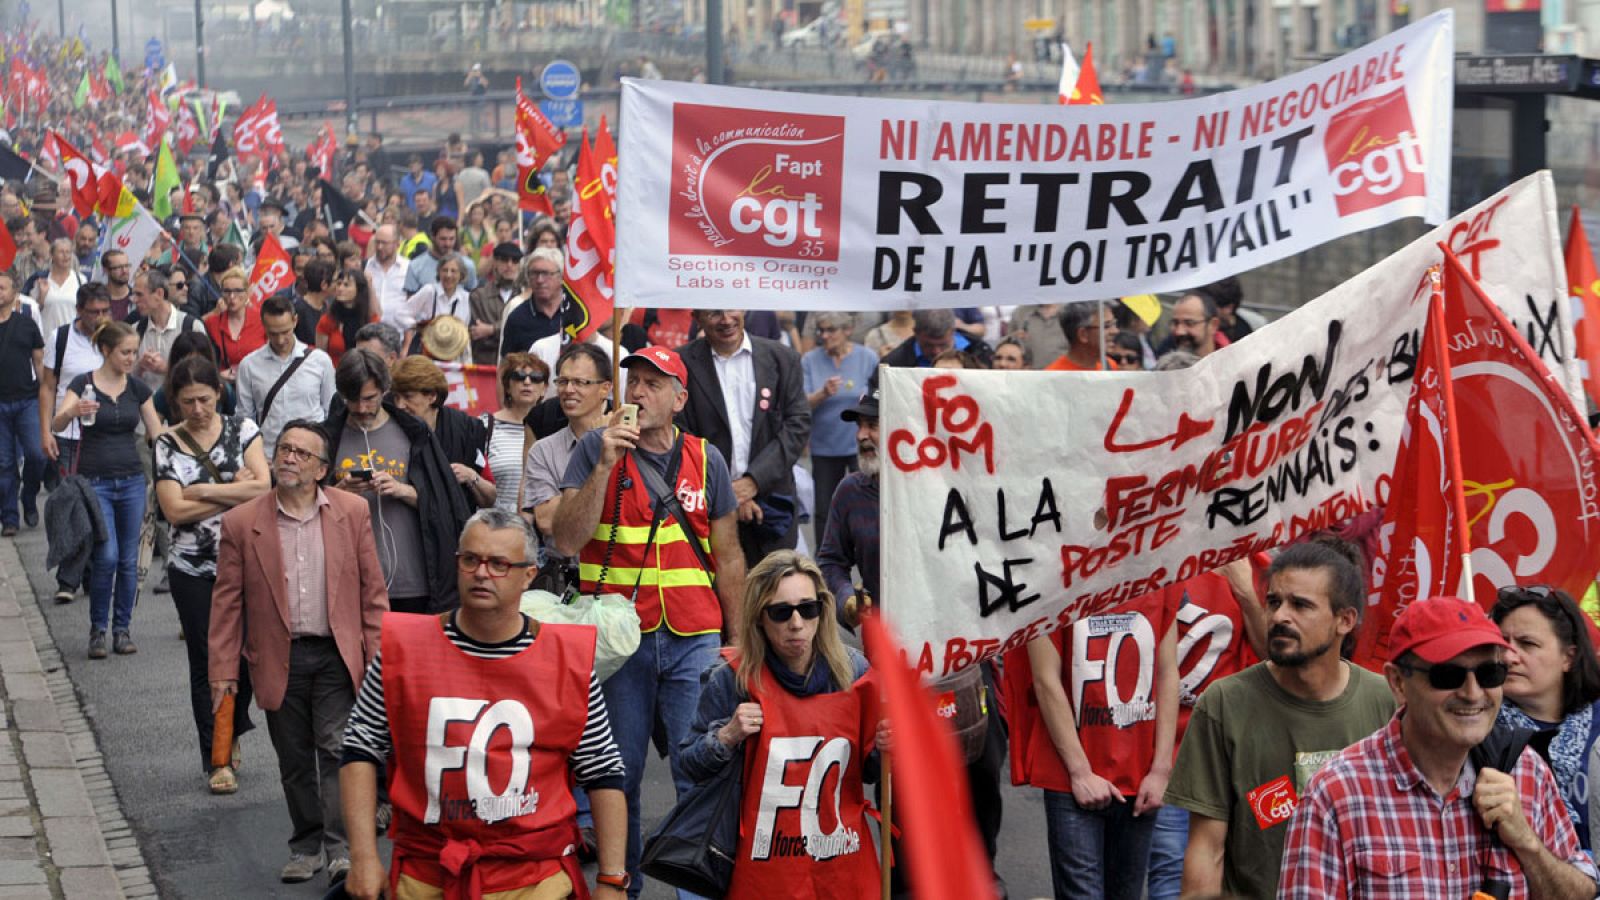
[641,728,743,895]
[257,352,309,428]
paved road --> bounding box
[12,523,1057,898]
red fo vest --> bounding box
[576,434,721,635]
[1005,588,1177,797]
[382,613,595,899]
[728,658,882,900]
[1171,571,1258,741]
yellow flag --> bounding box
[1119,294,1162,327]
[112,185,140,219]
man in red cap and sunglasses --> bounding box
[1279,595,1599,899]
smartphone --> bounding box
[349,468,375,481]
[618,404,639,429]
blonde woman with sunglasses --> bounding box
[677,550,888,899]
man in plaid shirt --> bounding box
[1279,596,1599,899]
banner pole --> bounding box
[610,305,623,408]
[1097,298,1107,370]
[880,751,892,900]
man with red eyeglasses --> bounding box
[340,509,628,900]
[1279,596,1599,899]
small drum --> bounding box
[929,664,988,764]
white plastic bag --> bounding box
[520,590,641,681]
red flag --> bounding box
[1441,246,1600,607]
[143,89,170,156]
[439,363,501,417]
[1357,270,1470,667]
[594,115,618,211]
[89,132,109,167]
[563,132,614,341]
[113,131,145,157]
[173,101,200,156]
[860,616,997,900]
[49,131,102,218]
[232,95,284,162]
[248,231,293,306]
[1566,206,1600,410]
[1067,43,1104,106]
[515,77,565,216]
[0,215,18,272]
[93,168,124,217]
[307,121,336,178]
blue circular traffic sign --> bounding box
[540,60,582,100]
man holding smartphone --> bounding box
[551,346,747,898]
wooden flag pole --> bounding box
[880,750,893,900]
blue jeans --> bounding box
[1042,789,1158,900]
[601,629,719,900]
[88,475,145,634]
[1146,804,1189,900]
[0,398,44,527]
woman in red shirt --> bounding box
[315,270,378,365]
[202,267,266,381]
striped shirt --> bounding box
[340,613,625,790]
[484,417,528,514]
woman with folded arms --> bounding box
[153,356,271,794]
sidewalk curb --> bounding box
[0,539,151,899]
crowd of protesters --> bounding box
[2,26,1599,900]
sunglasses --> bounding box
[1399,660,1509,691]
[508,371,547,384]
[763,600,823,623]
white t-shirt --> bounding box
[47,324,103,440]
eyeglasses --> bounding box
[508,371,547,384]
[763,600,823,623]
[456,551,534,578]
[1398,659,1509,691]
[1170,318,1210,328]
[221,287,248,296]
[554,377,606,389]
[275,444,326,464]
[817,325,844,334]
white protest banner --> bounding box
[879,172,1579,678]
[616,12,1453,311]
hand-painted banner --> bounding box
[616,12,1453,311]
[880,172,1580,678]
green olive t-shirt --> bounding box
[1164,661,1397,899]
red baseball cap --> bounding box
[1388,596,1510,664]
[621,345,688,386]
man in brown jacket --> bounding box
[210,418,388,886]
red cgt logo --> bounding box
[1247,775,1299,830]
[1323,88,1426,217]
[668,103,844,261]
